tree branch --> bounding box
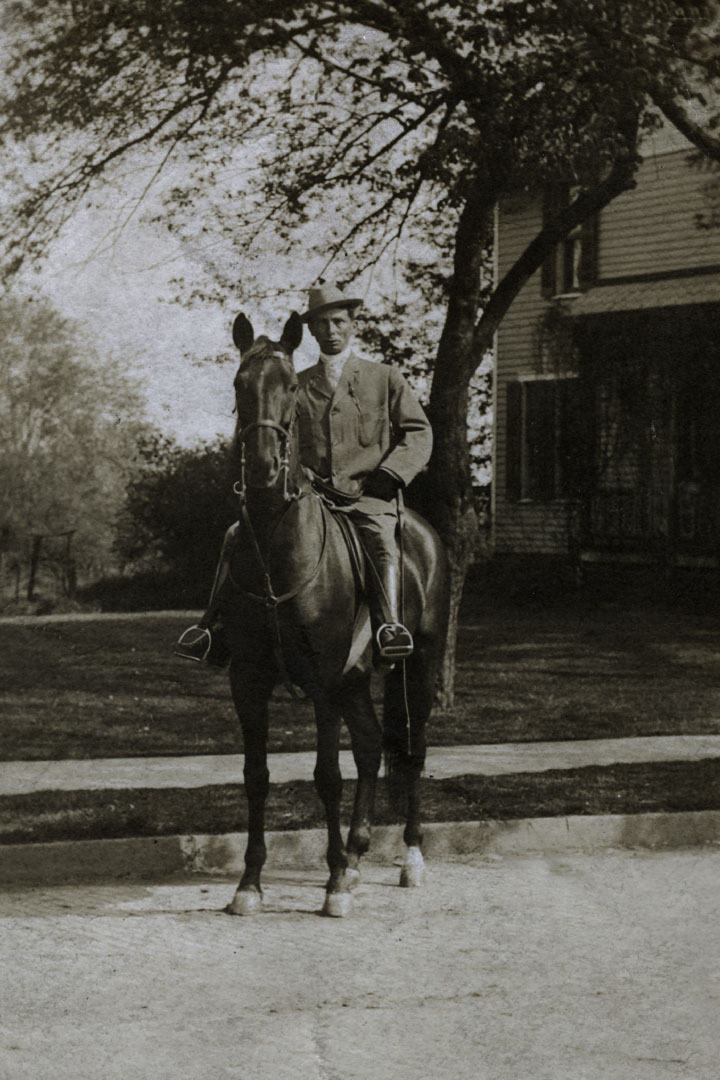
[649,85,720,160]
[291,33,432,105]
[471,137,640,373]
[324,97,446,186]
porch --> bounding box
[573,297,720,566]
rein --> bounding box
[236,495,327,610]
[231,399,326,699]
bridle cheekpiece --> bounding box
[232,390,301,506]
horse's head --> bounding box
[231,312,303,500]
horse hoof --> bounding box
[225,888,263,916]
[399,846,424,888]
[345,867,360,891]
[399,865,424,887]
[322,892,353,918]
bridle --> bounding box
[232,391,301,506]
[230,388,326,700]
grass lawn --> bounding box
[2,595,720,760]
[3,760,720,844]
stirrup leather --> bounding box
[174,624,212,662]
[376,622,414,660]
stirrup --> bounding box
[376,622,414,660]
[174,624,212,663]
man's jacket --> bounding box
[297,353,432,497]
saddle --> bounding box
[308,474,377,673]
[308,473,367,590]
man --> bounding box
[175,283,432,664]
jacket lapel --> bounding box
[305,362,333,401]
[335,352,362,403]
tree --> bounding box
[2,1,720,698]
[116,433,236,585]
[0,295,147,599]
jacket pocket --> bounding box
[358,407,384,448]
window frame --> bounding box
[541,184,599,298]
[505,375,589,503]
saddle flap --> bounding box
[325,501,368,592]
[342,603,372,676]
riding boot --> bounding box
[358,524,413,664]
[373,558,413,662]
[174,523,238,666]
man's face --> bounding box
[308,307,356,355]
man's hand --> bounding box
[363,468,402,502]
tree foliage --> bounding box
[116,433,236,583]
[3,0,720,696]
[0,295,148,595]
[3,1,718,282]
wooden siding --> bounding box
[493,148,720,556]
[599,151,720,278]
[494,191,573,553]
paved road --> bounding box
[2,849,719,1080]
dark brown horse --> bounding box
[221,312,448,917]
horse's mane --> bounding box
[237,335,294,374]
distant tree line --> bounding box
[0,295,239,609]
[0,296,147,605]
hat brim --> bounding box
[301,299,363,324]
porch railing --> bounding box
[586,485,717,554]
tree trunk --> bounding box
[27,535,43,601]
[423,180,493,708]
[64,531,77,598]
[424,380,479,708]
[422,144,641,708]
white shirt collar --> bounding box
[319,344,352,367]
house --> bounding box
[492,132,720,572]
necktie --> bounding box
[323,356,346,389]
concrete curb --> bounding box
[4,810,720,885]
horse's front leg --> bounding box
[341,674,382,889]
[226,662,272,915]
[313,697,355,917]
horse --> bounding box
[219,311,448,917]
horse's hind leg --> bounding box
[383,650,434,888]
[226,662,273,915]
[340,673,382,887]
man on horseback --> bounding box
[175,283,433,666]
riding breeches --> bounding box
[345,498,403,626]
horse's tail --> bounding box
[382,662,424,817]
[382,510,447,819]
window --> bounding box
[541,183,598,298]
[506,378,594,502]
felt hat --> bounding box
[300,283,364,323]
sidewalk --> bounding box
[4,735,720,885]
[3,734,720,795]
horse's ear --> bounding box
[232,313,254,354]
[280,311,303,355]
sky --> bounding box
[24,204,324,447]
[5,32,438,450]
[9,148,486,483]
[12,113,688,467]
